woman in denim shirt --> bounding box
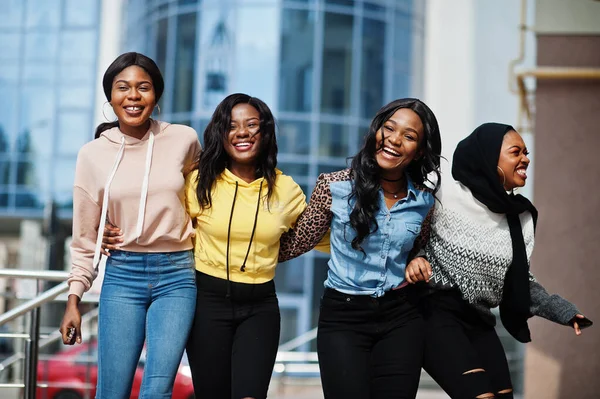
[279,98,442,399]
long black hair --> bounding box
[94,52,165,138]
[349,98,442,252]
[195,93,278,210]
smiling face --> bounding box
[374,108,424,180]
[223,103,262,170]
[497,130,530,191]
[110,65,155,137]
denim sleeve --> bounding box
[529,280,580,326]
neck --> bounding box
[229,163,258,184]
[120,120,151,140]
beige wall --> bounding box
[524,32,600,398]
[535,0,600,34]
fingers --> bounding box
[102,227,123,253]
[405,258,433,284]
[573,321,581,336]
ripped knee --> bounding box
[496,388,513,398]
[463,368,486,375]
[461,368,494,398]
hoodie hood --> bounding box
[220,168,282,189]
[100,119,162,145]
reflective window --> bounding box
[59,63,96,83]
[19,88,55,158]
[15,160,49,188]
[0,85,18,150]
[325,0,354,6]
[15,189,44,209]
[393,12,412,98]
[233,6,279,107]
[60,30,97,62]
[278,162,309,176]
[25,33,59,60]
[275,257,305,294]
[364,1,385,13]
[278,121,310,155]
[58,86,94,110]
[64,0,99,27]
[53,159,77,193]
[0,0,24,29]
[0,34,21,60]
[0,157,10,185]
[279,9,315,112]
[57,113,92,155]
[321,12,354,115]
[155,17,169,84]
[319,123,350,157]
[0,63,19,83]
[26,0,61,29]
[279,308,298,344]
[317,164,345,175]
[173,12,197,113]
[24,63,57,85]
[361,18,385,118]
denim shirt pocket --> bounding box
[402,222,422,252]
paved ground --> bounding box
[268,383,450,399]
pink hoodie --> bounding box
[68,120,201,298]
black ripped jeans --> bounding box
[420,290,514,399]
[317,287,424,399]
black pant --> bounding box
[420,291,513,399]
[186,271,280,399]
[317,287,424,399]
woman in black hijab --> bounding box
[405,123,591,398]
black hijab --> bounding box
[452,122,538,343]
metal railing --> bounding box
[0,269,70,399]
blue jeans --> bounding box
[97,250,196,399]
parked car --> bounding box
[36,341,194,399]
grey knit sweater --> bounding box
[417,180,579,327]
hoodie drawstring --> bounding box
[92,136,126,270]
[135,131,154,242]
[92,131,155,268]
[225,180,263,298]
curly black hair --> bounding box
[349,98,442,252]
[195,93,278,210]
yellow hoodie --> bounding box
[185,168,306,284]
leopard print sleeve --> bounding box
[279,173,334,262]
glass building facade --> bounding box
[0,0,100,218]
[121,0,425,345]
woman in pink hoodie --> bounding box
[59,52,201,399]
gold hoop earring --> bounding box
[102,101,116,122]
[497,166,506,187]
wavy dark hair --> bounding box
[94,52,164,138]
[195,93,278,210]
[349,98,442,252]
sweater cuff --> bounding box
[68,282,86,299]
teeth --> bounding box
[516,169,527,177]
[125,106,142,111]
[235,143,251,147]
[383,147,400,156]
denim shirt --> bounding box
[326,178,432,297]
[278,169,433,298]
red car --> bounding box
[36,341,195,399]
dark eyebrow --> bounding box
[114,80,152,86]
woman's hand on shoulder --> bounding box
[405,257,432,284]
[101,223,123,256]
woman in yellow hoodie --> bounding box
[183,93,307,398]
[103,92,309,398]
